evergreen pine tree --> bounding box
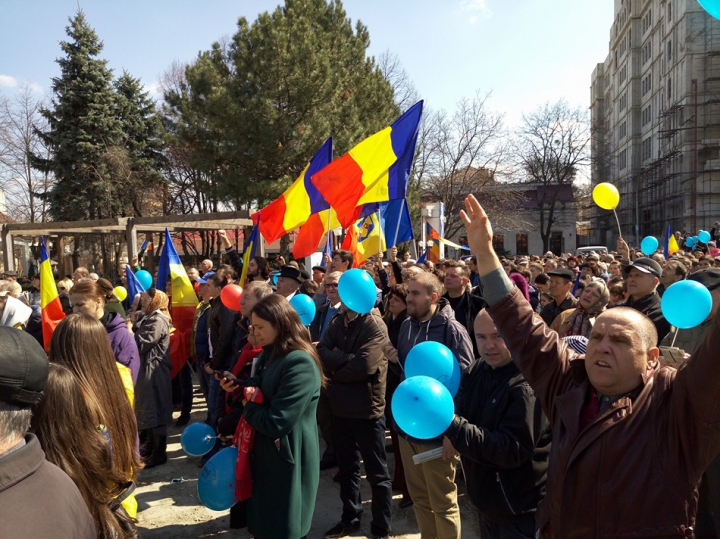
[114,71,165,216]
[31,11,124,221]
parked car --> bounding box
[576,246,609,256]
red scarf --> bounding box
[233,385,263,501]
[225,343,263,414]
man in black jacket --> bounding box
[442,260,487,357]
[318,305,392,539]
[444,309,551,538]
[617,257,670,344]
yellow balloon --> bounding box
[592,183,620,210]
[114,285,128,302]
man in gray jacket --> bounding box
[385,271,475,539]
[0,327,95,538]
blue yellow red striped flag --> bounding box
[254,138,333,244]
[239,220,260,287]
[311,101,423,228]
[157,228,198,377]
[39,237,65,350]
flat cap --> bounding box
[546,268,575,281]
[688,268,720,291]
[623,257,662,278]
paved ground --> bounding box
[135,390,480,538]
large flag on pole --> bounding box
[253,138,334,244]
[311,101,423,228]
[239,220,260,287]
[664,223,680,258]
[156,228,198,378]
[39,237,65,350]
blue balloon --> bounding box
[271,272,279,286]
[693,236,700,243]
[640,236,659,256]
[290,293,316,326]
[135,269,153,290]
[338,268,377,314]
[698,0,720,20]
[180,422,216,457]
[661,280,713,329]
[699,230,712,243]
[686,237,696,247]
[392,376,455,439]
[198,446,238,511]
[405,341,461,397]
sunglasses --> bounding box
[325,283,338,289]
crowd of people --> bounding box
[1,213,720,539]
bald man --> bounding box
[462,194,720,538]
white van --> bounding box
[576,246,609,256]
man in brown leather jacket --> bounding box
[461,194,720,538]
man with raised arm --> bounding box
[460,194,720,538]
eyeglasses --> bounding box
[325,283,338,289]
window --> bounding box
[641,136,653,161]
[667,40,672,62]
[668,1,672,20]
[668,78,672,101]
[619,91,628,111]
[619,64,627,84]
[642,72,652,95]
[618,148,628,170]
[642,9,652,34]
[492,235,504,253]
[642,40,652,65]
[618,121,628,140]
[642,104,653,126]
[516,234,528,256]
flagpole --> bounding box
[326,210,331,247]
[391,199,405,248]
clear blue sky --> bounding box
[0,0,613,127]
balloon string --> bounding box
[612,209,623,239]
[670,328,679,348]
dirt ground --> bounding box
[136,390,481,539]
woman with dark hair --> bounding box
[32,363,138,539]
[127,288,173,468]
[382,284,413,508]
[70,281,140,384]
[234,294,324,539]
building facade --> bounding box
[590,0,720,247]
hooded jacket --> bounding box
[104,311,140,385]
[396,298,475,444]
[396,298,475,374]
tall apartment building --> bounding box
[590,0,720,247]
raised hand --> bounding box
[460,194,500,275]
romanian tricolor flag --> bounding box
[254,138,334,244]
[664,223,680,258]
[239,221,260,287]
[341,211,386,268]
[39,237,64,350]
[425,223,441,263]
[156,228,198,378]
[311,101,423,228]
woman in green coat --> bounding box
[241,294,324,539]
